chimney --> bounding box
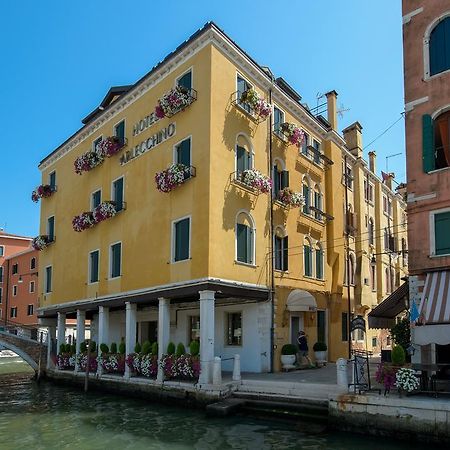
[342,121,363,159]
[368,151,376,173]
[385,172,395,190]
[325,90,338,130]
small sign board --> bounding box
[350,315,366,333]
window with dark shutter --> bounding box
[92,190,101,209]
[114,120,125,143]
[303,184,310,214]
[281,170,289,189]
[274,235,288,271]
[435,211,450,255]
[49,171,56,190]
[316,247,323,279]
[176,138,191,169]
[304,243,312,276]
[282,236,289,271]
[110,243,121,278]
[429,17,450,77]
[236,145,250,174]
[47,216,55,242]
[236,223,249,263]
[90,250,99,283]
[113,178,124,212]
[174,218,190,262]
[45,266,52,293]
[273,107,284,135]
[178,71,192,90]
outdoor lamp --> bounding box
[370,256,376,267]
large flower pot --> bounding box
[314,351,327,366]
[281,354,296,370]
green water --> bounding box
[0,357,433,449]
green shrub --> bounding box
[391,345,406,365]
[151,342,158,355]
[89,341,97,353]
[119,340,126,355]
[313,342,327,352]
[134,342,142,353]
[110,342,117,354]
[190,341,200,357]
[65,343,72,353]
[80,341,87,353]
[167,342,175,355]
[100,343,109,354]
[281,344,297,355]
[70,344,76,354]
[176,343,186,357]
[59,343,66,354]
[142,341,152,355]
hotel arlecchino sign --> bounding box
[119,111,176,166]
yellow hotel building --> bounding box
[36,22,407,378]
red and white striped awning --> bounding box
[419,271,450,324]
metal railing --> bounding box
[0,318,47,343]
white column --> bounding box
[157,297,171,382]
[57,312,66,352]
[75,310,86,372]
[124,302,137,378]
[47,326,56,370]
[198,290,215,385]
[97,307,110,376]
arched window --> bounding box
[304,237,313,277]
[274,226,288,271]
[273,158,288,198]
[315,242,324,280]
[313,184,323,220]
[302,176,311,215]
[236,211,255,265]
[235,134,253,177]
[368,218,374,246]
[429,16,450,77]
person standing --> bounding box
[297,331,313,367]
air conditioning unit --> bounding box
[364,278,369,286]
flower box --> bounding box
[72,212,95,232]
[280,122,305,146]
[277,188,305,208]
[238,169,272,194]
[155,86,197,119]
[125,353,158,378]
[155,164,195,193]
[57,353,75,370]
[99,354,125,374]
[159,354,200,380]
[31,184,55,202]
[76,353,98,373]
[97,136,126,158]
[238,89,271,122]
[31,235,52,251]
[93,201,117,223]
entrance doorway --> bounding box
[290,315,304,347]
[140,321,158,343]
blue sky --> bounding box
[1,0,405,236]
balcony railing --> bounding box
[232,90,271,124]
[155,86,197,119]
[72,201,125,232]
[155,164,196,193]
[31,235,54,251]
[231,170,272,195]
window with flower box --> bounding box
[273,106,285,138]
[273,163,289,198]
[237,75,252,114]
[114,120,125,144]
[49,171,56,191]
[174,137,194,180]
[93,136,102,153]
[112,177,124,212]
[226,312,242,346]
[91,189,101,210]
[173,217,190,263]
[177,70,192,90]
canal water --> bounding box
[0,355,432,449]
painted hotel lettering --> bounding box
[133,112,160,137]
[120,123,176,166]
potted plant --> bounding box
[313,342,328,366]
[280,344,297,370]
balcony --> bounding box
[72,201,125,232]
[274,122,304,146]
[232,89,271,124]
[155,86,197,119]
[231,169,272,195]
[275,188,305,209]
[155,164,196,193]
[31,235,54,251]
[31,184,56,202]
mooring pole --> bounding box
[36,331,43,383]
[84,343,90,393]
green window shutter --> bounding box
[247,227,253,264]
[283,236,289,271]
[175,218,190,261]
[429,18,450,76]
[303,185,310,214]
[435,212,450,255]
[90,251,99,283]
[304,245,311,276]
[237,223,249,263]
[177,139,191,167]
[114,178,124,211]
[316,249,323,279]
[115,121,125,142]
[46,266,52,293]
[236,146,249,173]
[273,167,281,196]
[281,170,289,189]
[274,236,281,270]
[111,243,121,277]
[92,191,101,209]
[49,172,56,190]
[422,114,435,173]
[177,71,192,90]
[47,217,55,241]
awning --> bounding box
[368,282,409,329]
[418,271,450,324]
[286,289,317,312]
[413,324,450,345]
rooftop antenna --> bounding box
[337,103,350,119]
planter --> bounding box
[280,354,296,370]
[314,351,327,366]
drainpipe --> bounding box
[344,154,352,359]
[3,259,10,325]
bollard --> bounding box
[336,357,348,388]
[232,354,241,382]
[213,357,222,386]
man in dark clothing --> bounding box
[297,331,313,367]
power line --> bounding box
[363,112,405,150]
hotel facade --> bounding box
[36,23,407,379]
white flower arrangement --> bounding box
[395,367,420,393]
[240,169,272,194]
[277,188,305,208]
[239,89,271,121]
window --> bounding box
[236,212,254,265]
[385,267,391,294]
[112,177,124,212]
[342,312,348,341]
[384,229,389,250]
[344,165,353,189]
[301,132,310,156]
[47,216,55,242]
[273,162,288,198]
[30,257,36,270]
[433,210,450,255]
[274,234,288,271]
[0,287,2,303]
[49,171,56,190]
[368,218,374,246]
[273,106,285,137]
[0,246,4,257]
[372,337,378,348]
[45,266,52,293]
[177,70,192,90]
[317,310,326,344]
[93,136,102,153]
[27,304,34,316]
[12,263,18,275]
[364,180,374,203]
[110,243,122,278]
[302,178,310,215]
[189,315,200,342]
[173,217,190,262]
[370,264,376,292]
[226,312,242,346]
[174,137,192,179]
[237,75,252,113]
[313,185,323,220]
[304,238,313,277]
[10,307,17,319]
[236,135,252,176]
[29,281,35,293]
[313,139,321,164]
[91,189,101,210]
[114,120,125,143]
[89,250,100,283]
[345,254,355,286]
[423,111,450,172]
[401,238,408,266]
[0,266,3,282]
[429,17,450,77]
[315,243,324,280]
